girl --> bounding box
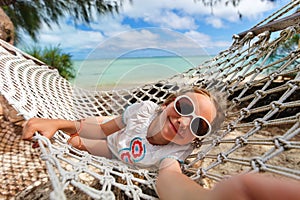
[22,87,223,170]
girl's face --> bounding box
[158,92,216,145]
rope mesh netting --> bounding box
[1,1,300,199]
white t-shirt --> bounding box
[107,101,193,170]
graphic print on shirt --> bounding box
[118,137,146,163]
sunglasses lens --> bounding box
[191,117,210,137]
[175,97,194,115]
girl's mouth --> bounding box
[168,117,177,134]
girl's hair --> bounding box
[161,86,226,148]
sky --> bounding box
[18,0,292,60]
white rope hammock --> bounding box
[1,1,300,199]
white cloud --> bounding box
[143,11,198,30]
[122,0,209,18]
[184,30,231,49]
[87,28,208,58]
[121,0,276,27]
[207,0,276,22]
[205,16,224,28]
[103,29,160,49]
[89,15,131,36]
[122,0,205,30]
[19,22,105,50]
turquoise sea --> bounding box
[71,56,212,90]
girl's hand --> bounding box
[22,118,61,141]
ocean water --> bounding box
[71,56,212,90]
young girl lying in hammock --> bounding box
[23,87,223,169]
[22,87,300,200]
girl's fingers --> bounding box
[32,141,39,148]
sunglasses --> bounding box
[174,95,212,139]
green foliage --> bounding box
[1,0,122,42]
[265,34,300,76]
[275,34,300,55]
[268,34,299,61]
[25,46,75,80]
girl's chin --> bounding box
[162,126,176,141]
[169,136,190,145]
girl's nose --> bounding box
[178,116,191,129]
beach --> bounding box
[71,56,211,90]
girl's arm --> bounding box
[157,159,300,200]
[156,158,208,200]
[78,116,125,140]
[22,116,125,141]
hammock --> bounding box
[1,1,300,199]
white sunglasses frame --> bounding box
[173,95,212,139]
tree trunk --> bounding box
[0,7,14,45]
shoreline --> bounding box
[72,79,163,91]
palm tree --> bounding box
[0,0,122,44]
[25,45,75,80]
[264,33,300,76]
